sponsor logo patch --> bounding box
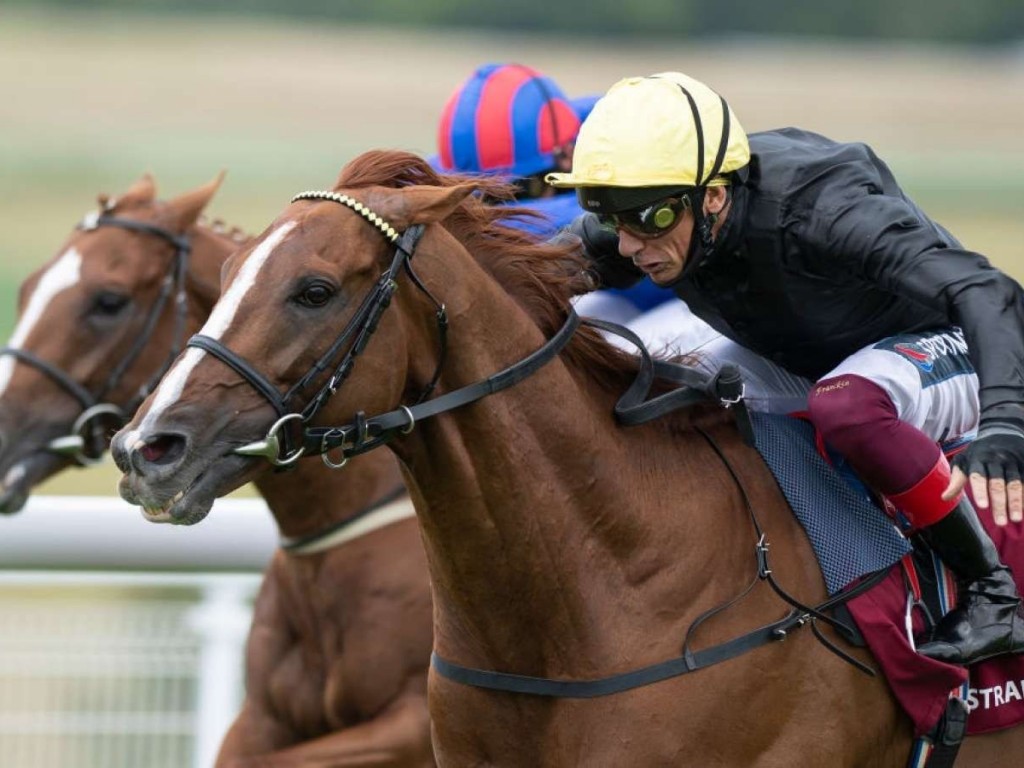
[892,342,935,372]
[966,678,1024,712]
[873,329,973,386]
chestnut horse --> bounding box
[0,175,434,767]
[110,152,1022,766]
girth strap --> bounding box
[432,610,806,698]
[433,563,889,699]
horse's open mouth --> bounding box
[136,452,254,526]
[140,478,202,524]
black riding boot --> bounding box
[916,497,1024,666]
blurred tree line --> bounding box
[10,0,1024,43]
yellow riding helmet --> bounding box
[546,72,750,211]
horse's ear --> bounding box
[161,170,226,233]
[125,172,157,201]
[103,172,157,211]
[388,184,476,227]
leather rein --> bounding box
[203,190,886,695]
[0,212,191,466]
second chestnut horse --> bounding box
[0,174,434,767]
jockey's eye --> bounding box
[294,280,336,309]
[90,290,131,316]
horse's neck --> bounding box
[391,276,744,669]
[253,447,406,542]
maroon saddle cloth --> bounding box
[847,502,1024,737]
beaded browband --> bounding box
[291,191,400,243]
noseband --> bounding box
[0,212,191,465]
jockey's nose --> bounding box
[111,430,189,480]
[617,229,644,259]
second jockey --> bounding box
[432,62,679,326]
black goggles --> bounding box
[596,195,692,239]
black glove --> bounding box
[952,422,1024,483]
[565,213,644,290]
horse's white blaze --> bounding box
[124,222,296,444]
[0,248,83,397]
[198,222,296,341]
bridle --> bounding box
[193,187,589,471]
[190,189,584,469]
[0,211,191,466]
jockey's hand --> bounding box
[943,423,1024,526]
[564,214,643,290]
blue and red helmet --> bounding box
[436,63,582,178]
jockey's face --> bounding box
[615,186,729,285]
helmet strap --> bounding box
[698,207,717,258]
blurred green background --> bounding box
[6,0,1024,41]
[2,5,1023,495]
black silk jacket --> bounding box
[586,128,1024,429]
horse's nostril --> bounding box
[137,434,187,467]
[125,433,188,475]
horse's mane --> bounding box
[335,150,646,396]
[198,215,251,245]
[331,150,734,433]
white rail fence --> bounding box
[0,495,280,768]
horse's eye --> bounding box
[91,291,131,316]
[295,281,335,309]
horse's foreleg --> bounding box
[216,693,434,768]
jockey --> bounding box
[433,62,677,324]
[547,71,1024,667]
